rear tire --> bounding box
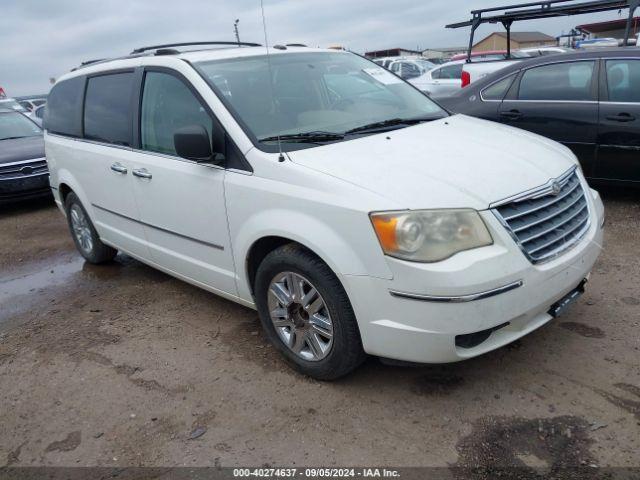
[65,192,117,264]
[255,243,366,380]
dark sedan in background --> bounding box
[440,48,640,184]
[0,109,50,204]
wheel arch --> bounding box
[235,209,392,303]
[55,169,93,217]
[58,183,72,203]
[245,236,335,298]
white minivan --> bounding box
[45,43,604,380]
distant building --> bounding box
[576,17,640,39]
[422,46,467,60]
[364,48,422,59]
[473,31,556,51]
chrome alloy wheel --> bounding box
[268,272,334,362]
[69,204,93,254]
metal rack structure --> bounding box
[446,0,640,62]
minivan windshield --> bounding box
[0,111,42,140]
[194,51,448,151]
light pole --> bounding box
[234,19,240,45]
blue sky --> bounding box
[0,0,626,96]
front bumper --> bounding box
[0,173,52,204]
[343,188,605,364]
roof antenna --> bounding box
[234,19,241,46]
[260,0,285,162]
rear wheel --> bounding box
[65,192,117,264]
[255,244,366,380]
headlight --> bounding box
[370,209,493,262]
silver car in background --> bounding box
[387,58,436,80]
[409,60,463,99]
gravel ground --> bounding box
[0,189,638,473]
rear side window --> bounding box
[439,64,463,80]
[83,72,134,146]
[45,76,84,136]
[140,71,213,156]
[606,59,640,103]
[518,61,595,101]
[482,74,516,101]
[401,62,421,78]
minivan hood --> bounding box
[288,115,576,210]
[0,136,45,164]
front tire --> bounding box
[255,244,366,380]
[65,192,117,264]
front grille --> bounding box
[493,168,590,264]
[0,158,48,180]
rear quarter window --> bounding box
[45,76,84,137]
[481,74,517,101]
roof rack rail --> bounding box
[81,58,106,66]
[70,58,109,71]
[131,41,261,54]
[446,0,640,62]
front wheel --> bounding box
[254,244,366,380]
[65,192,117,264]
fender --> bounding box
[233,208,393,303]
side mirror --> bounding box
[174,125,220,164]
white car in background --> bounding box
[45,44,604,380]
[31,104,46,126]
[372,57,396,69]
[18,98,47,113]
[459,50,534,88]
[0,98,30,114]
[576,38,620,49]
[517,46,573,57]
[387,58,437,80]
[0,98,47,125]
[409,60,464,98]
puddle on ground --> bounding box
[0,254,173,326]
[0,258,86,323]
[0,258,86,304]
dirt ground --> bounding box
[0,189,638,473]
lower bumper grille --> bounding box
[492,168,590,264]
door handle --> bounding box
[132,168,152,179]
[606,113,636,122]
[110,163,127,174]
[500,109,523,120]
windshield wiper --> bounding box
[259,131,345,144]
[344,117,438,135]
